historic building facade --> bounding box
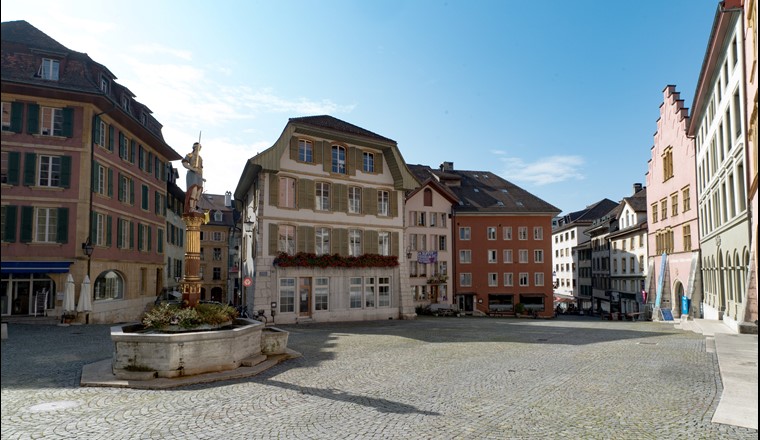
[1,21,180,323]
[235,116,419,324]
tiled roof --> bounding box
[289,115,396,143]
[623,187,647,212]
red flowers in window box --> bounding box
[273,252,398,268]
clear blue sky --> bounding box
[2,0,718,215]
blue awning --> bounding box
[1,261,73,274]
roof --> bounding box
[199,193,238,227]
[288,115,396,144]
[622,187,647,212]
[554,198,619,232]
[407,164,560,215]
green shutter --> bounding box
[157,228,163,253]
[314,140,323,165]
[130,140,136,163]
[108,125,114,151]
[333,184,347,212]
[376,151,384,174]
[299,179,314,210]
[269,173,279,207]
[20,206,33,243]
[129,180,135,205]
[26,104,39,134]
[391,232,399,257]
[107,168,113,197]
[94,116,101,144]
[363,187,376,215]
[3,205,17,242]
[365,230,378,254]
[106,215,112,247]
[56,208,68,243]
[130,221,135,249]
[118,132,125,158]
[147,226,152,252]
[23,153,36,186]
[7,152,20,185]
[390,190,398,218]
[290,136,298,161]
[142,185,149,210]
[323,143,332,173]
[297,225,313,253]
[60,156,71,188]
[90,211,97,243]
[269,223,278,255]
[117,218,123,248]
[10,102,23,133]
[348,147,357,176]
[91,160,99,190]
[332,228,347,256]
[138,145,144,170]
[137,223,144,251]
[62,108,73,137]
[155,191,160,214]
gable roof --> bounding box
[289,115,395,143]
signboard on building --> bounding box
[417,251,438,264]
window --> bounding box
[38,155,61,187]
[534,250,544,263]
[487,227,496,240]
[37,107,63,137]
[438,235,447,251]
[459,250,472,264]
[349,277,362,308]
[93,212,107,246]
[348,187,362,214]
[316,227,330,256]
[279,177,296,208]
[503,249,513,263]
[316,182,330,211]
[519,272,529,286]
[137,223,151,251]
[154,192,165,216]
[121,95,130,112]
[459,227,471,240]
[519,249,529,263]
[423,188,433,206]
[378,231,390,256]
[518,227,528,240]
[488,249,497,263]
[279,278,295,313]
[504,272,514,286]
[533,227,543,240]
[662,147,674,180]
[660,199,667,220]
[278,225,296,255]
[213,248,222,261]
[429,213,436,227]
[96,120,107,146]
[315,278,329,311]
[298,140,313,163]
[377,191,389,216]
[364,277,376,308]
[34,207,58,242]
[671,193,678,217]
[212,267,222,280]
[331,145,346,174]
[503,226,512,240]
[141,185,149,210]
[488,273,498,287]
[683,224,692,252]
[534,272,544,286]
[460,273,472,287]
[622,259,627,274]
[212,231,223,241]
[1,102,13,131]
[652,203,658,223]
[94,270,123,300]
[117,219,130,249]
[363,152,375,173]
[682,187,691,212]
[378,277,390,307]
[349,229,362,256]
[38,58,60,80]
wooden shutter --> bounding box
[365,230,378,254]
[107,168,113,197]
[290,136,298,161]
[108,125,114,151]
[348,147,357,176]
[3,205,17,242]
[26,104,39,135]
[333,184,347,212]
[129,221,135,249]
[53,208,67,244]
[10,102,23,133]
[92,160,99,190]
[117,218,123,248]
[62,108,73,137]
[323,142,332,172]
[106,215,112,247]
[157,228,163,253]
[298,178,314,210]
[298,225,314,253]
[6,152,20,185]
[377,151,384,174]
[20,206,33,243]
[94,116,102,145]
[269,223,279,255]
[314,140,323,165]
[363,187,377,216]
[23,153,36,186]
[332,228,347,256]
[147,226,152,252]
[60,156,71,188]
[269,173,279,207]
[130,140,136,163]
[392,232,399,257]
[129,180,135,205]
[390,190,398,218]
[137,223,143,251]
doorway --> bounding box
[457,294,474,314]
[299,277,311,317]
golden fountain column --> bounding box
[180,141,205,308]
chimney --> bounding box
[225,191,232,207]
[633,183,642,194]
[440,161,454,171]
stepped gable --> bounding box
[289,115,396,143]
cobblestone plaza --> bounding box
[1,316,757,439]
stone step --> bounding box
[240,354,267,367]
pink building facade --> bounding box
[646,85,702,319]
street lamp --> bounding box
[81,239,94,277]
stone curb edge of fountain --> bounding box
[79,348,302,390]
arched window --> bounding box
[423,188,433,206]
[94,270,124,300]
[331,145,346,174]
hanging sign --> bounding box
[243,277,252,287]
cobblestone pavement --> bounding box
[2,316,757,439]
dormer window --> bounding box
[121,95,130,112]
[140,113,147,125]
[37,58,60,81]
[100,76,109,93]
[214,211,223,222]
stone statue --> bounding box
[182,142,204,215]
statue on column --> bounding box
[182,142,204,215]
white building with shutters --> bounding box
[234,116,419,324]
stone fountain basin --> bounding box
[261,327,289,355]
[111,318,264,379]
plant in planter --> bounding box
[514,303,525,315]
[142,302,239,331]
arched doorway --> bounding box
[674,281,685,318]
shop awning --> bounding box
[1,261,73,274]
